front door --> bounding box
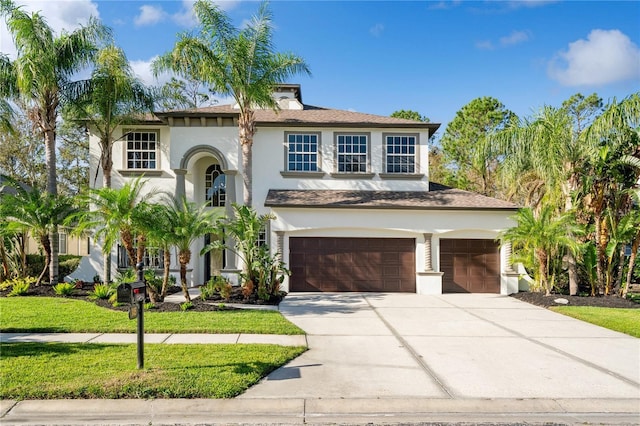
[204,233,224,283]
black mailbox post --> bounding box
[116,263,146,369]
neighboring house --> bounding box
[79,84,521,294]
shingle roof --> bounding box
[156,104,440,131]
[264,183,519,211]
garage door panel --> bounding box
[441,239,500,293]
[289,237,415,292]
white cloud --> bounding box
[500,30,530,47]
[476,40,494,50]
[548,29,640,86]
[130,56,168,87]
[1,0,99,59]
[369,23,384,37]
[134,5,167,27]
[475,30,530,50]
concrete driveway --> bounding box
[241,293,640,400]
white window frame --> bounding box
[285,132,321,172]
[335,133,370,173]
[125,130,159,170]
[383,133,419,174]
[58,232,67,255]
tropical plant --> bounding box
[64,45,154,189]
[204,204,286,301]
[153,0,310,206]
[7,277,31,296]
[0,0,109,284]
[499,206,582,295]
[88,283,116,300]
[201,275,232,300]
[53,282,75,296]
[71,177,156,284]
[1,181,75,285]
[162,195,220,301]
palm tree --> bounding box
[499,206,581,296]
[72,177,155,283]
[0,0,108,284]
[153,0,310,206]
[2,182,75,285]
[163,196,220,301]
[65,45,154,189]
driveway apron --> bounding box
[240,293,640,400]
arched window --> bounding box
[205,164,226,207]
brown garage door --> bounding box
[289,237,415,292]
[440,239,500,293]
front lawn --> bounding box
[0,342,306,399]
[0,297,304,335]
[549,306,640,338]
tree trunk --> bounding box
[160,247,171,300]
[44,126,59,285]
[239,109,255,207]
[101,137,113,189]
[566,252,579,295]
[121,229,137,267]
[622,232,640,298]
[179,250,191,302]
[536,248,549,295]
[37,234,51,286]
[103,251,111,284]
[136,234,146,265]
[594,213,605,295]
[613,246,626,295]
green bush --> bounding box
[53,282,75,296]
[89,283,116,300]
[201,275,232,300]
[25,255,82,281]
[6,277,35,296]
[180,301,193,311]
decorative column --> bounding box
[222,170,238,271]
[173,169,187,199]
[423,233,433,272]
[275,231,285,260]
[503,241,514,272]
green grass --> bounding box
[0,297,304,335]
[0,342,306,400]
[549,306,640,338]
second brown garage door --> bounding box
[289,237,415,292]
[440,239,500,293]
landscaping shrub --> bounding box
[89,283,116,300]
[53,282,75,296]
[25,254,82,281]
[201,275,232,300]
[6,277,35,296]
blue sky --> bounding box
[2,0,640,135]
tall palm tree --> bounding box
[153,0,310,206]
[71,177,155,283]
[2,182,75,285]
[163,196,220,301]
[0,0,108,284]
[65,45,155,189]
[499,206,581,296]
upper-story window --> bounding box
[286,132,320,172]
[205,164,226,207]
[126,131,158,170]
[384,134,418,174]
[336,133,369,173]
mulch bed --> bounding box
[510,291,640,309]
[0,283,285,312]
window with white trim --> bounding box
[126,131,158,170]
[336,134,368,173]
[58,232,67,255]
[205,164,226,207]
[385,134,418,173]
[286,132,319,172]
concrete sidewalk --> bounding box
[2,397,640,425]
[0,332,306,346]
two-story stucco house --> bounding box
[76,84,520,295]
